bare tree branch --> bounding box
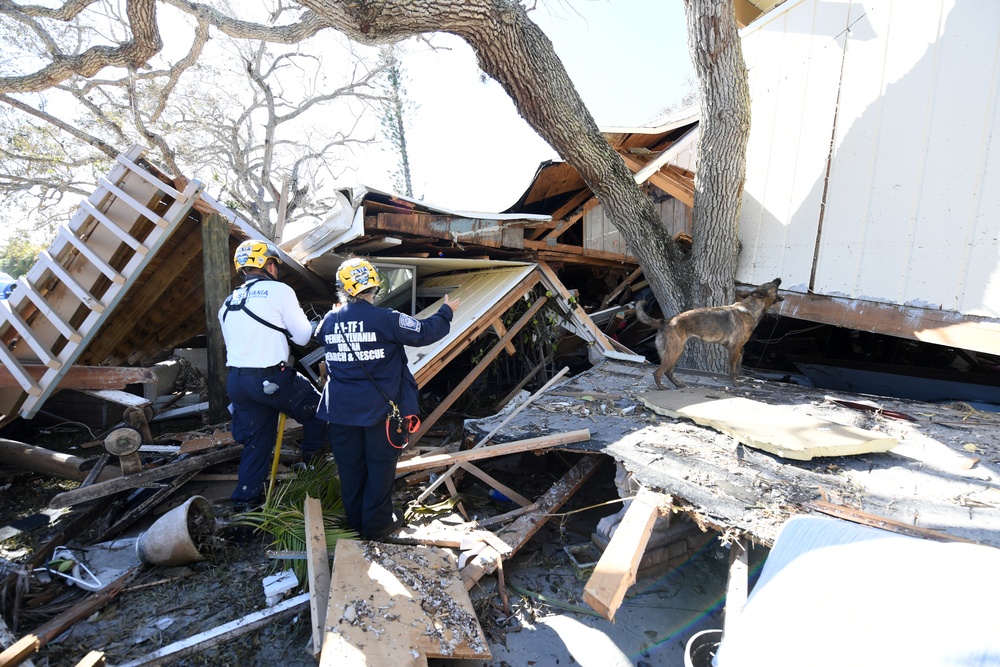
[0,93,120,157]
[0,0,162,93]
[2,0,99,21]
[162,0,330,43]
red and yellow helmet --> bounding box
[336,258,381,297]
[234,240,282,272]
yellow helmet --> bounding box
[336,258,381,297]
[234,240,282,272]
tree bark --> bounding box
[296,0,687,317]
[682,0,752,373]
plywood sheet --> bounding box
[640,387,895,460]
[320,541,490,667]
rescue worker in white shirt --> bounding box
[219,240,328,510]
[314,258,461,541]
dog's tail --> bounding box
[634,300,664,328]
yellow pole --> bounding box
[267,413,287,497]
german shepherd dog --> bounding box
[635,278,783,389]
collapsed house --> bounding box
[2,0,1000,663]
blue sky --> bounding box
[363,1,695,213]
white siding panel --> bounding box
[814,1,888,298]
[739,0,854,291]
[851,1,942,305]
[740,0,1000,320]
[915,1,1000,317]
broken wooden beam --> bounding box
[582,488,665,620]
[0,365,155,390]
[415,366,570,502]
[0,568,137,667]
[0,438,121,483]
[411,294,548,445]
[724,537,749,637]
[115,593,309,667]
[48,446,243,508]
[806,499,980,544]
[396,429,590,475]
[303,496,331,657]
[459,454,604,588]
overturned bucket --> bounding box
[136,495,216,566]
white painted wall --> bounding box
[738,0,1000,318]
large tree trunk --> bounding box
[682,0,752,373]
[298,0,688,317]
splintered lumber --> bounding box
[0,617,34,667]
[116,594,309,667]
[72,651,105,667]
[48,446,243,508]
[320,541,490,666]
[724,537,749,637]
[410,294,547,446]
[304,496,331,657]
[415,366,570,503]
[0,439,121,483]
[0,365,155,390]
[397,429,590,476]
[178,430,234,454]
[640,386,896,460]
[582,488,664,620]
[459,455,603,588]
[806,500,979,544]
[0,568,137,667]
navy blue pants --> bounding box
[327,422,401,539]
[227,367,328,505]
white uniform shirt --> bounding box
[218,277,313,368]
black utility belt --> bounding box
[230,363,285,377]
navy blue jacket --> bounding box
[314,300,455,426]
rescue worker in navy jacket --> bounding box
[315,258,461,541]
[219,239,328,510]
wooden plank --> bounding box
[116,594,309,667]
[72,651,105,667]
[0,300,59,369]
[0,343,40,396]
[460,455,603,588]
[48,446,242,508]
[457,462,533,507]
[58,227,125,284]
[582,488,663,620]
[178,430,234,454]
[724,537,749,637]
[490,318,517,355]
[304,496,331,657]
[98,177,169,227]
[640,387,896,461]
[115,154,184,200]
[396,429,590,475]
[806,500,981,544]
[0,634,38,667]
[201,213,231,424]
[36,250,105,313]
[415,365,569,502]
[412,271,540,389]
[78,200,148,255]
[0,365,155,390]
[320,541,489,665]
[410,293,546,445]
[13,277,82,343]
[600,267,643,309]
[536,261,619,356]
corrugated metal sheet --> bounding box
[738,0,1000,319]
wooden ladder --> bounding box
[0,145,203,419]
